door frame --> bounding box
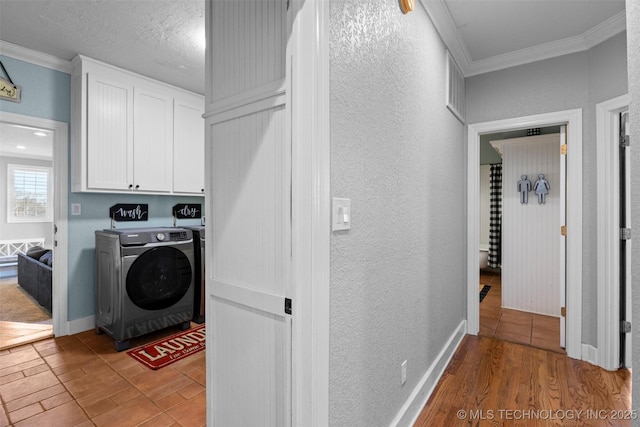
[596,93,631,370]
[0,111,69,337]
[290,0,330,424]
[467,108,583,360]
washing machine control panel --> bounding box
[117,229,192,246]
[169,231,189,241]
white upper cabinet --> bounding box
[71,55,204,195]
[173,94,205,194]
[134,86,174,193]
[86,71,134,191]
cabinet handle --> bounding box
[128,184,133,189]
[201,189,205,193]
[135,185,140,190]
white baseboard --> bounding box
[66,315,95,336]
[389,319,467,427]
[581,343,598,366]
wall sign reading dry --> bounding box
[173,204,202,219]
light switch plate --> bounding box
[332,198,351,231]
[71,203,82,216]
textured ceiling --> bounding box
[0,0,627,94]
[0,0,205,94]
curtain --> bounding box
[488,163,502,268]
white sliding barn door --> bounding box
[205,1,292,426]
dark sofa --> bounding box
[17,247,52,312]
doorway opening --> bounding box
[0,112,68,349]
[467,109,583,360]
[596,94,632,371]
[477,126,565,353]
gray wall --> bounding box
[329,1,466,425]
[466,32,628,346]
[625,0,639,422]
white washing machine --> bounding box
[95,227,195,351]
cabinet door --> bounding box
[87,72,134,190]
[173,96,205,194]
[133,87,174,192]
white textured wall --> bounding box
[466,32,628,346]
[329,1,465,425]
[625,0,639,422]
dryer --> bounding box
[184,225,205,323]
[95,227,195,351]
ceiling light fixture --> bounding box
[16,145,26,149]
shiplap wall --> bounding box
[496,134,561,316]
[207,0,286,109]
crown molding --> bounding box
[0,40,72,74]
[421,1,626,77]
[583,10,626,50]
[419,0,472,75]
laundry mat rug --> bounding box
[127,324,205,370]
[479,285,491,302]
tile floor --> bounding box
[0,324,206,427]
[479,270,564,354]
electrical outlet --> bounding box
[401,360,407,386]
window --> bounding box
[7,164,53,223]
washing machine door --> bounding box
[126,246,193,310]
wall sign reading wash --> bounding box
[110,204,149,221]
[173,204,202,219]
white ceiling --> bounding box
[430,0,626,76]
[0,0,627,93]
[0,123,53,161]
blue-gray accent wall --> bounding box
[1,55,204,321]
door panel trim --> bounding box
[211,280,288,317]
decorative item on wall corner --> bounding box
[109,204,149,228]
[399,0,414,14]
[0,61,21,103]
[527,128,541,136]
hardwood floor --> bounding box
[415,270,630,426]
[0,324,205,426]
[479,270,564,353]
[0,322,53,351]
[414,335,633,427]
